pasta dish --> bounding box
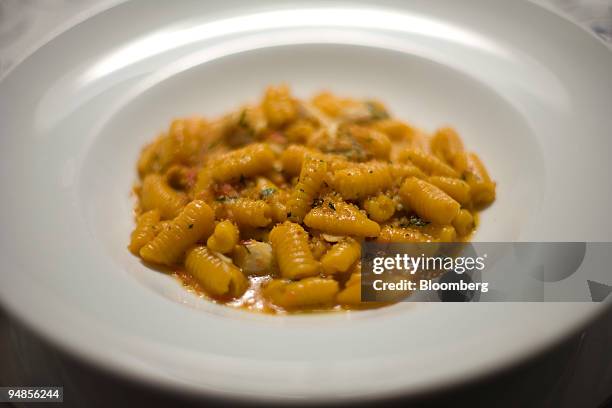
[129,85,496,312]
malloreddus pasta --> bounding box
[131,85,496,313]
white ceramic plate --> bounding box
[1,0,611,404]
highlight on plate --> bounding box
[129,85,496,313]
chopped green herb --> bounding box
[238,109,248,128]
[408,214,429,227]
[311,198,324,208]
[328,202,336,211]
[365,101,389,120]
[260,187,276,199]
[208,138,222,149]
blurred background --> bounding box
[1,1,611,406]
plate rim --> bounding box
[1,0,612,403]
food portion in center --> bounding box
[129,85,496,313]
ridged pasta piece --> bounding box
[331,162,392,200]
[229,105,267,139]
[452,152,496,207]
[157,117,207,170]
[304,199,380,237]
[263,277,339,309]
[327,157,352,172]
[268,190,289,223]
[452,209,475,237]
[337,272,361,305]
[343,124,391,160]
[211,143,275,182]
[285,119,316,144]
[207,220,239,254]
[140,174,189,219]
[281,145,347,176]
[427,176,471,206]
[262,85,297,128]
[286,155,328,222]
[431,127,464,163]
[309,127,356,160]
[223,198,272,228]
[191,167,214,201]
[311,91,349,117]
[165,164,193,190]
[281,145,313,176]
[129,209,160,255]
[137,118,207,177]
[407,129,432,152]
[269,222,320,279]
[185,245,248,298]
[399,177,460,225]
[140,200,215,266]
[389,163,426,180]
[137,138,162,177]
[422,224,457,242]
[156,220,172,233]
[169,116,207,145]
[372,119,416,141]
[168,116,207,138]
[320,238,361,275]
[361,99,389,121]
[280,145,318,176]
[399,148,459,178]
[305,128,340,156]
[363,194,395,223]
[310,93,383,121]
[376,225,431,243]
